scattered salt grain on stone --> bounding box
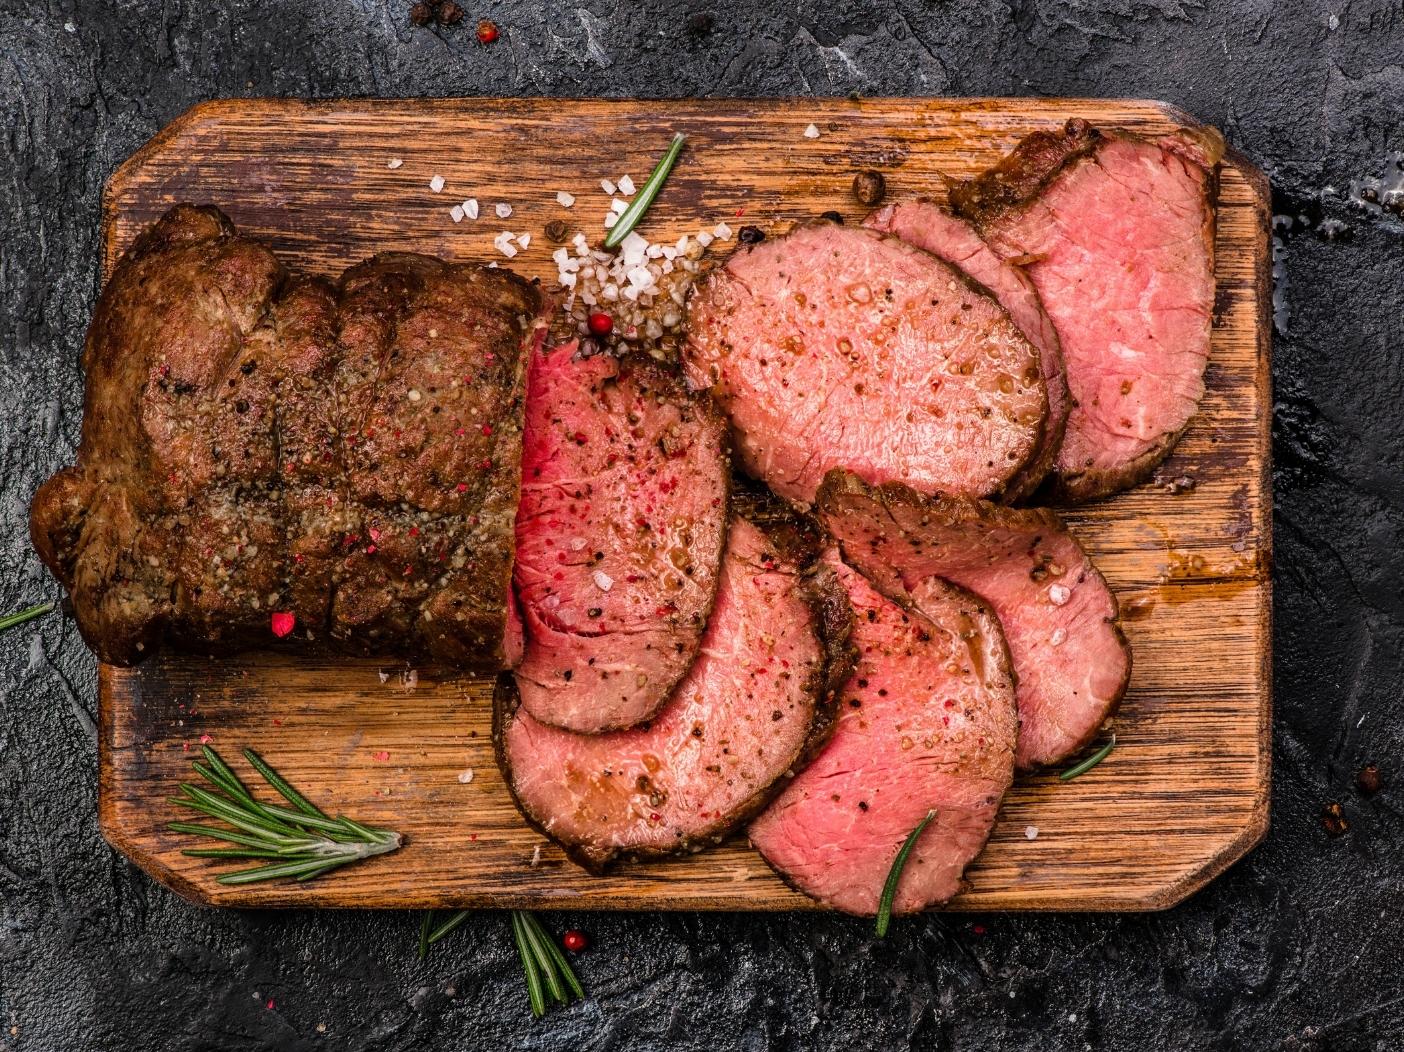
[1025,825,1039,840]
[429,175,445,193]
[463,198,479,220]
[387,158,403,170]
[593,570,614,592]
[803,123,820,139]
[457,769,475,784]
[556,190,576,208]
[617,174,637,196]
[495,202,513,218]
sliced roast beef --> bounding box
[512,341,729,733]
[950,119,1223,502]
[750,551,1016,916]
[496,515,853,872]
[864,198,1068,502]
[29,204,546,668]
[683,222,1048,507]
[817,469,1129,769]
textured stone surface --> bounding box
[1,1,1401,1049]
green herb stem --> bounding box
[1058,733,1117,782]
[603,133,686,249]
[169,747,402,885]
[875,809,937,938]
[0,601,54,634]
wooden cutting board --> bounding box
[97,97,1271,911]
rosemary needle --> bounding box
[419,909,584,1019]
[0,601,54,634]
[1059,733,1117,782]
[169,746,402,885]
[603,133,686,249]
[875,809,936,938]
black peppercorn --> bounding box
[819,210,844,224]
[409,1,434,26]
[738,225,765,244]
[853,170,886,206]
[436,0,464,24]
[544,218,569,243]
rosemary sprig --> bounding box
[169,746,402,884]
[603,132,686,249]
[875,809,936,938]
[419,909,584,1018]
[0,601,54,634]
[1059,733,1117,782]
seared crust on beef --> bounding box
[493,515,853,874]
[948,119,1107,228]
[29,204,547,667]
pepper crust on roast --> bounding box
[30,204,548,668]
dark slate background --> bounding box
[2,0,1401,1048]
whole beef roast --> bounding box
[750,551,1016,916]
[817,470,1129,769]
[513,340,729,733]
[950,119,1223,502]
[30,204,548,668]
[864,198,1069,503]
[496,515,853,872]
[683,222,1048,507]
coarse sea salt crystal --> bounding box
[458,769,475,784]
[495,202,513,218]
[1049,584,1071,606]
[803,123,820,139]
[604,212,619,228]
[611,198,628,215]
[387,158,403,170]
[429,175,446,193]
[493,232,518,258]
[517,233,531,249]
[713,222,733,240]
[1025,825,1039,840]
[696,231,714,248]
[463,198,479,219]
[449,204,465,223]
[600,178,616,195]
[556,190,576,207]
[617,174,637,196]
[593,570,614,592]
[1050,627,1067,647]
[553,247,571,267]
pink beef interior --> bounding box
[502,517,829,870]
[512,342,728,733]
[970,132,1218,498]
[750,551,1016,916]
[864,199,1069,502]
[817,470,1129,770]
[683,223,1047,506]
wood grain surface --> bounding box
[97,97,1272,911]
